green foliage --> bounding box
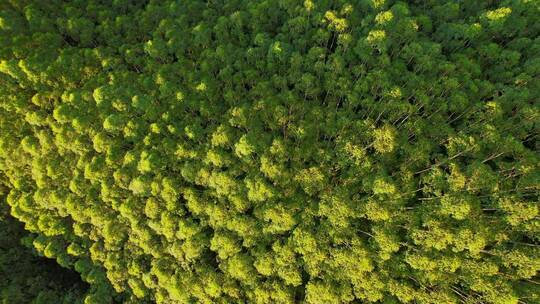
[0,186,88,304]
[0,0,539,303]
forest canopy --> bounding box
[0,0,539,303]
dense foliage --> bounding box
[0,0,539,303]
[0,184,88,304]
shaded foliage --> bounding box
[0,184,88,304]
